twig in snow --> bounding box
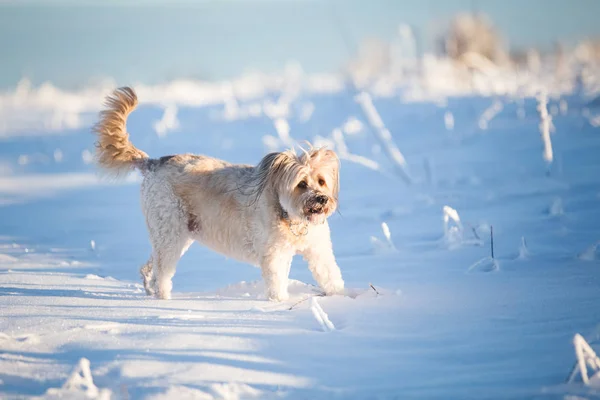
[567,334,600,384]
[518,236,530,260]
[490,225,495,259]
[369,283,380,296]
[466,222,481,240]
[62,358,100,395]
[288,292,325,311]
[331,128,380,171]
[354,92,412,184]
[381,222,397,251]
[443,205,463,234]
[443,205,465,248]
[537,91,554,168]
[478,100,503,130]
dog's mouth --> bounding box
[301,194,334,223]
[303,204,328,223]
[307,206,324,215]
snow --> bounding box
[370,223,397,255]
[309,297,336,333]
[478,99,504,130]
[342,117,364,135]
[1,67,600,399]
[518,236,531,260]
[0,173,138,206]
[538,91,555,165]
[355,92,412,183]
[569,334,600,386]
[45,358,111,399]
[444,111,455,131]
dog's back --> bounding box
[141,152,263,266]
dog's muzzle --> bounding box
[305,194,328,216]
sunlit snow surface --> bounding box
[1,75,600,399]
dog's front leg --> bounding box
[260,250,293,301]
[302,241,345,296]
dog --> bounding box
[93,87,345,301]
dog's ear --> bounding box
[310,148,340,201]
[251,151,295,200]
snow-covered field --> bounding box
[1,73,600,399]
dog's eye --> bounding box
[297,180,308,190]
[318,178,326,186]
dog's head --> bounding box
[255,147,340,224]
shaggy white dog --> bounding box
[93,87,345,301]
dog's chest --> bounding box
[275,222,311,252]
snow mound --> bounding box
[0,332,40,346]
[467,256,500,273]
[578,242,600,261]
[215,279,321,300]
[45,358,111,400]
[147,385,213,400]
[567,334,600,386]
[310,297,336,332]
[209,382,264,400]
[517,237,531,260]
[370,222,397,254]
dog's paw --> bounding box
[143,282,155,297]
[267,289,290,302]
[323,279,345,296]
[155,289,172,300]
[154,279,173,300]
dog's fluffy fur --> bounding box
[93,87,345,301]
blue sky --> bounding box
[1,0,599,88]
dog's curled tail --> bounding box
[93,87,148,176]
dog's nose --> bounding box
[316,195,328,205]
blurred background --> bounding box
[2,0,600,138]
[2,0,600,88]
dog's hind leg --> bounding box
[151,238,193,300]
[140,257,154,296]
